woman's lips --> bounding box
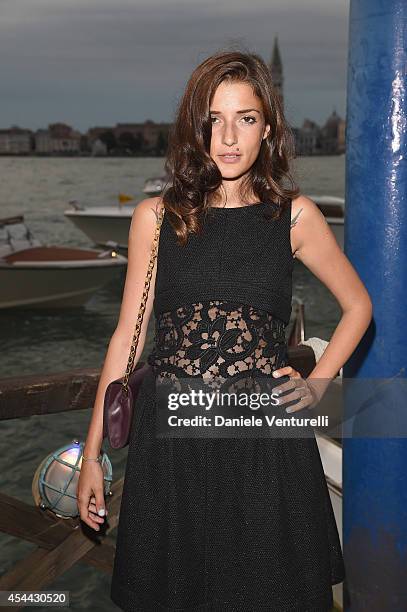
[218,154,241,163]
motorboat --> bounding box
[64,200,136,251]
[142,174,170,196]
[64,188,344,251]
[0,215,127,309]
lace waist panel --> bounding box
[147,300,289,389]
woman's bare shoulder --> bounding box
[290,194,329,259]
[128,196,163,236]
[290,193,336,261]
[126,197,164,257]
[131,196,163,223]
[291,194,324,228]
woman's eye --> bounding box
[241,116,257,124]
[210,116,256,125]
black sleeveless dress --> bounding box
[110,201,346,611]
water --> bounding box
[0,155,344,609]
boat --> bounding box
[64,189,344,251]
[0,215,127,309]
[142,174,170,196]
[64,200,136,251]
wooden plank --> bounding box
[0,368,100,420]
[0,548,50,612]
[0,347,317,422]
[0,478,123,593]
[0,363,145,420]
[1,530,97,592]
[0,492,115,574]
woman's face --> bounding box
[209,80,270,179]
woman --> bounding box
[77,50,372,611]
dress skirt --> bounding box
[110,367,345,611]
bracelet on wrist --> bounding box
[82,453,102,463]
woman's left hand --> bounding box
[271,365,320,413]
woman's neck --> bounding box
[207,190,258,209]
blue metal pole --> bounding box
[344,0,407,609]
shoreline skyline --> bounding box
[0,2,348,133]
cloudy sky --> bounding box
[0,0,349,133]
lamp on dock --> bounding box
[32,440,112,519]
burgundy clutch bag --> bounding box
[103,362,151,449]
[102,203,165,449]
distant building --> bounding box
[320,109,344,154]
[293,111,346,156]
[86,126,113,142]
[86,120,171,155]
[35,123,81,154]
[0,126,32,154]
[337,118,346,154]
[269,35,284,111]
[115,120,171,153]
[293,119,320,156]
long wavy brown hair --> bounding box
[161,48,300,246]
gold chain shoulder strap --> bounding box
[122,201,165,392]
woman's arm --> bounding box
[290,195,373,380]
[83,196,162,459]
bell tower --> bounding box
[269,35,284,110]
